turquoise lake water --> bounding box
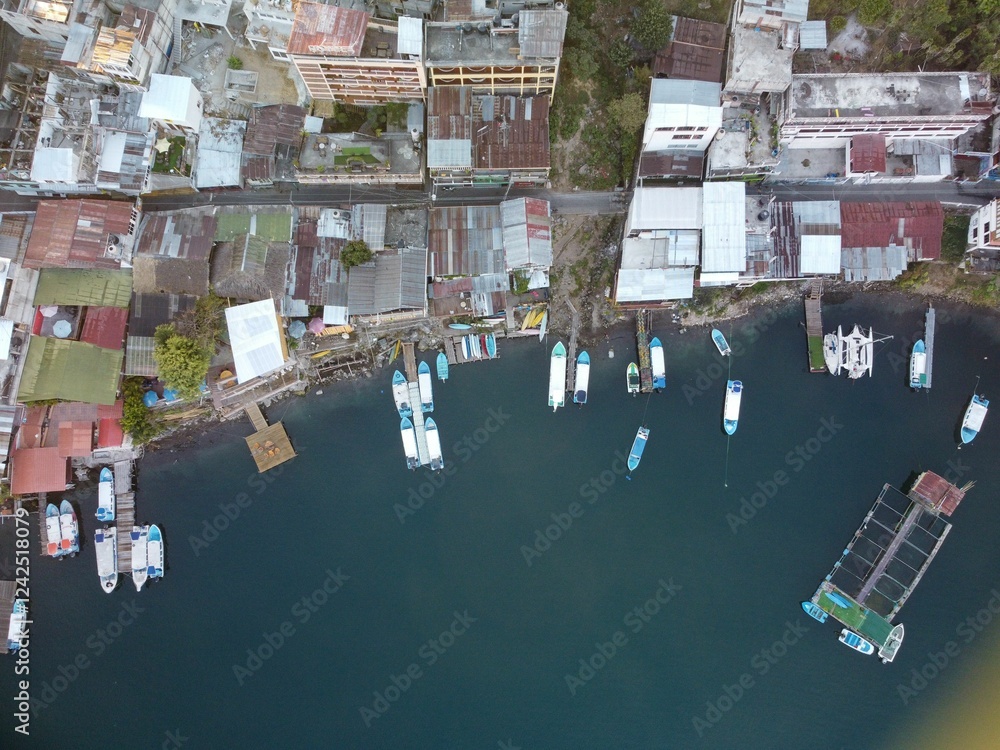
[4,294,1000,749]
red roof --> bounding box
[97,417,125,449]
[24,200,133,269]
[10,447,70,495]
[57,421,94,458]
[850,134,887,174]
[80,307,128,350]
[840,201,944,260]
[287,2,368,57]
[909,470,967,516]
[97,400,124,420]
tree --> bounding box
[609,39,634,69]
[227,55,243,70]
[153,325,211,400]
[607,92,648,136]
[632,0,673,52]
[341,240,373,269]
[120,378,160,444]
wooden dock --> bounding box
[37,494,49,553]
[444,336,459,366]
[244,403,268,432]
[924,305,935,389]
[636,310,653,393]
[408,382,431,466]
[244,404,296,473]
[402,342,418,381]
[565,300,579,395]
[113,460,136,573]
[805,279,825,373]
[0,580,16,653]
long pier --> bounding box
[408,382,431,467]
[114,460,136,573]
[805,279,825,373]
[0,581,15,653]
[565,300,579,395]
[924,305,935,389]
[402,342,418,381]
[636,310,653,393]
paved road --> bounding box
[748,180,999,206]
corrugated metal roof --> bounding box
[25,200,134,270]
[128,293,197,337]
[793,200,841,229]
[80,307,128,350]
[0,319,12,360]
[427,205,505,277]
[97,416,124,449]
[33,268,133,308]
[638,151,704,179]
[615,268,695,302]
[840,201,943,260]
[287,2,368,57]
[841,246,907,281]
[18,336,122,405]
[621,234,700,269]
[354,204,388,249]
[124,334,156,376]
[518,9,568,58]
[428,140,472,168]
[244,104,307,155]
[800,235,841,274]
[701,182,746,273]
[500,197,552,269]
[627,187,703,232]
[650,78,721,107]
[10,447,69,495]
[850,134,887,174]
[347,264,376,316]
[653,17,726,83]
[799,20,828,50]
[397,16,423,57]
[473,95,550,170]
[225,298,286,383]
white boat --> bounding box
[711,329,732,356]
[6,599,27,652]
[538,310,548,342]
[839,628,875,656]
[649,337,666,390]
[723,380,743,435]
[879,623,905,664]
[94,527,118,593]
[548,341,567,411]
[573,351,590,405]
[58,500,79,556]
[400,417,419,470]
[824,326,842,376]
[424,417,444,471]
[391,370,412,418]
[909,340,927,389]
[96,466,115,522]
[961,392,989,444]
[417,361,434,412]
[842,325,874,379]
[131,525,149,592]
[461,336,472,361]
[146,525,164,581]
[472,334,483,359]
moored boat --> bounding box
[627,426,650,473]
[909,340,927,389]
[627,363,640,395]
[723,380,743,435]
[838,628,875,656]
[146,524,164,581]
[97,466,115,522]
[548,341,567,411]
[462,335,472,361]
[843,325,874,379]
[711,329,732,356]
[879,623,905,664]
[824,326,842,376]
[961,392,989,444]
[6,599,27,651]
[58,500,79,556]
[486,333,497,359]
[45,503,61,557]
[436,352,449,382]
[424,418,444,471]
[391,370,412,418]
[649,337,666,390]
[573,351,590,405]
[538,310,548,341]
[94,527,118,593]
[801,601,828,623]
[417,361,434,412]
[131,525,149,592]
[400,417,419,470]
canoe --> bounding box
[448,323,473,330]
[486,334,497,359]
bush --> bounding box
[941,215,971,264]
[120,378,161,445]
[829,15,848,35]
[858,0,891,26]
[609,39,634,68]
[227,55,244,70]
[153,325,211,400]
[341,240,373,268]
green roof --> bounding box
[215,212,291,243]
[33,268,133,308]
[215,213,251,241]
[18,336,122,405]
[252,213,292,242]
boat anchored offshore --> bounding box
[131,525,149,592]
[909,340,927,389]
[649,337,666,390]
[45,503,62,557]
[723,380,743,435]
[839,629,875,656]
[418,361,434,412]
[96,466,115,521]
[549,341,567,411]
[400,417,419,470]
[627,363,640,395]
[961,391,989,444]
[712,329,732,356]
[424,418,444,471]
[391,370,412,418]
[436,352,449,382]
[94,527,118,593]
[573,351,590,405]
[823,326,842,376]
[146,525,164,582]
[627,426,650,474]
[6,599,27,652]
[59,500,79,556]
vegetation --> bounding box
[227,55,244,70]
[120,377,161,445]
[153,325,211,400]
[941,215,970,264]
[512,269,531,295]
[152,136,186,175]
[632,0,674,54]
[341,240,373,268]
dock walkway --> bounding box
[244,403,268,432]
[244,404,296,473]
[636,310,653,393]
[116,493,136,574]
[36,494,49,552]
[805,279,825,373]
[408,382,430,466]
[565,300,579,395]
[403,342,418,382]
[0,580,15,653]
[924,305,935,389]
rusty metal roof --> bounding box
[474,94,550,170]
[909,470,967,517]
[427,87,472,140]
[80,306,128,350]
[11,447,69,495]
[840,201,943,260]
[653,17,726,83]
[287,2,369,57]
[638,151,705,178]
[24,200,134,269]
[244,104,308,155]
[850,134,887,173]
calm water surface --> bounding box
[4,294,1000,749]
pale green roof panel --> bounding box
[18,336,121,405]
[33,268,133,308]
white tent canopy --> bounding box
[225,298,286,384]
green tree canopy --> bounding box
[608,92,648,136]
[632,0,673,52]
[341,240,373,269]
[153,325,211,400]
[120,377,160,444]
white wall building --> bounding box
[642,79,722,155]
[139,75,204,133]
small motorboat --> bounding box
[711,329,732,356]
[838,628,875,656]
[627,362,639,395]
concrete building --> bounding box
[724,0,803,99]
[139,74,203,133]
[969,199,1000,252]
[641,79,722,175]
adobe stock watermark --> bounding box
[394,407,512,523]
[682,308,781,406]
[233,567,350,686]
[359,609,476,727]
[725,417,843,534]
[159,728,189,749]
[692,619,809,736]
[897,587,1000,705]
[521,449,630,566]
[564,578,682,695]
[885,307,955,377]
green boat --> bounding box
[627,362,640,395]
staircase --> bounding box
[169,16,184,72]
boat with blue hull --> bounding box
[649,337,665,390]
[486,333,497,359]
[436,352,449,382]
[627,426,649,474]
[97,466,115,521]
[400,417,419,470]
[425,418,444,471]
[391,370,412,418]
[724,380,743,435]
[448,323,472,330]
[573,351,590,405]
[961,389,988,444]
[147,525,164,581]
[801,601,828,623]
[712,329,732,356]
[58,500,79,557]
[418,361,434,412]
[839,629,875,656]
[909,340,927,389]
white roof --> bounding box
[615,268,694,302]
[643,104,722,145]
[650,79,722,107]
[397,16,423,57]
[99,131,128,174]
[195,151,242,188]
[701,182,746,273]
[30,148,80,183]
[501,198,552,269]
[0,319,13,360]
[428,139,471,168]
[621,234,700,269]
[323,305,348,325]
[199,117,245,153]
[196,117,246,188]
[626,187,703,233]
[303,115,324,134]
[799,20,828,50]
[318,209,352,239]
[699,271,741,287]
[800,235,842,274]
[225,298,286,384]
[139,75,203,131]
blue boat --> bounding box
[573,351,590,405]
[826,591,852,609]
[400,418,419,470]
[391,370,412,418]
[712,329,732,356]
[44,503,62,557]
[436,352,449,382]
[649,337,665,390]
[801,601,828,623]
[723,380,743,435]
[839,629,875,656]
[418,361,434,412]
[627,426,650,473]
[96,466,115,522]
[448,323,473,330]
[146,524,164,581]
[486,333,497,359]
[961,392,988,444]
[909,339,927,389]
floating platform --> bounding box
[636,310,653,393]
[805,279,825,373]
[924,305,935,389]
[244,404,296,473]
